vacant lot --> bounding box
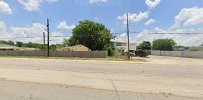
[0,56,202,100]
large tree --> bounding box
[68,20,114,50]
[16,41,23,47]
[0,40,15,46]
[137,41,151,50]
[152,39,176,51]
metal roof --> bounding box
[0,44,19,49]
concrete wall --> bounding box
[151,50,203,58]
[0,51,107,58]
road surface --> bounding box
[0,56,203,100]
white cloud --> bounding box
[45,0,58,3]
[0,21,65,44]
[11,23,45,37]
[0,21,13,40]
[0,21,7,32]
[171,7,203,28]
[112,32,137,44]
[57,21,75,30]
[113,33,127,42]
[94,17,99,21]
[145,19,156,26]
[17,0,58,12]
[117,12,149,24]
[153,27,166,32]
[117,0,161,25]
[89,0,107,4]
[17,0,43,11]
[0,1,12,14]
[145,0,161,9]
[135,6,203,46]
[135,27,203,46]
[51,32,68,44]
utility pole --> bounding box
[47,19,50,57]
[43,32,46,56]
[43,32,45,49]
[127,13,130,60]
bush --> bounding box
[104,44,115,56]
[190,48,199,51]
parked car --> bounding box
[135,50,150,57]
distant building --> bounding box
[0,44,41,51]
[0,44,19,50]
[112,41,127,47]
[17,47,41,51]
[111,41,137,52]
[58,44,91,51]
[173,47,185,51]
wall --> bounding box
[0,51,107,58]
[151,50,203,58]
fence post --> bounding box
[160,50,161,56]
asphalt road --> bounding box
[0,56,203,100]
[0,80,201,100]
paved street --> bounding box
[0,80,201,100]
[0,56,203,100]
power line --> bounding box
[148,32,203,34]
[127,13,130,60]
[0,36,71,39]
[47,18,50,57]
[1,32,203,40]
[113,32,203,34]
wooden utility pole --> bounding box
[47,19,50,57]
[43,32,46,56]
[43,32,45,48]
[127,13,130,60]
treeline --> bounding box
[137,39,191,51]
[0,40,64,51]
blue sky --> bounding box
[1,0,203,46]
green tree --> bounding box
[62,38,69,46]
[152,39,176,51]
[68,20,115,51]
[104,44,116,56]
[190,47,199,51]
[0,40,7,44]
[16,41,23,47]
[8,41,15,46]
[0,40,15,46]
[137,41,151,50]
[50,44,64,51]
[25,42,34,48]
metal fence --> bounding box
[151,50,203,58]
[0,51,107,58]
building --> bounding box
[0,44,41,51]
[17,47,41,51]
[111,41,137,56]
[111,41,137,52]
[58,44,91,51]
[0,44,19,50]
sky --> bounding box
[1,0,203,46]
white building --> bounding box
[111,41,137,52]
[0,44,19,50]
